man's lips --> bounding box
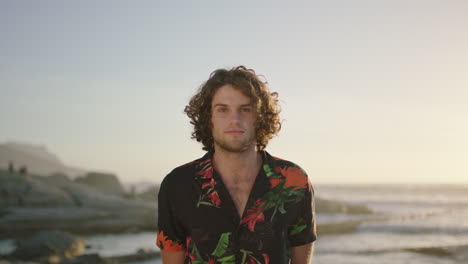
[225,130,244,134]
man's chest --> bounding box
[224,181,254,218]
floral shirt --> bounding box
[156,151,317,264]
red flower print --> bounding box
[199,158,211,166]
[186,251,196,261]
[274,166,307,190]
[208,258,216,264]
[200,166,213,179]
[241,199,266,232]
[156,231,185,252]
[268,177,282,189]
[186,236,192,248]
[249,256,256,264]
[262,253,270,264]
[205,190,221,207]
[202,178,216,189]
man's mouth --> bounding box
[225,130,244,134]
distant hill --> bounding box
[0,141,88,178]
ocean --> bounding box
[2,184,467,263]
[313,184,468,264]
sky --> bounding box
[1,0,467,184]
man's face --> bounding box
[211,84,256,153]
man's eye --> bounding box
[218,108,227,112]
[241,108,251,112]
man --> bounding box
[156,66,317,264]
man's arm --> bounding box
[291,242,314,264]
[161,250,185,264]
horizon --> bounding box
[1,1,467,185]
[1,139,467,186]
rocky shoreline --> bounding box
[0,230,162,264]
[0,170,156,239]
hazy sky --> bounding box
[1,0,467,184]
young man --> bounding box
[156,66,317,264]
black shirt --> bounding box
[156,151,317,264]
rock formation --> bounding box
[74,172,125,197]
[0,169,156,238]
[10,231,84,261]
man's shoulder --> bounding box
[266,152,307,174]
[161,154,210,185]
[265,151,313,191]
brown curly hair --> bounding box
[184,65,281,152]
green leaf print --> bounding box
[200,162,211,173]
[249,255,262,264]
[263,164,283,179]
[211,232,231,257]
[192,261,209,264]
[217,254,235,262]
[290,224,307,235]
[197,200,215,207]
[240,249,253,264]
[192,244,203,261]
[263,164,275,177]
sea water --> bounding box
[314,184,468,264]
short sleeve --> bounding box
[288,178,317,247]
[156,175,186,252]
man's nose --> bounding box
[229,110,241,123]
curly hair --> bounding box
[184,65,281,152]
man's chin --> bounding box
[214,141,254,153]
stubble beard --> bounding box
[213,133,256,153]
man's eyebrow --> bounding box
[213,103,253,107]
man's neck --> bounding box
[212,147,262,185]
